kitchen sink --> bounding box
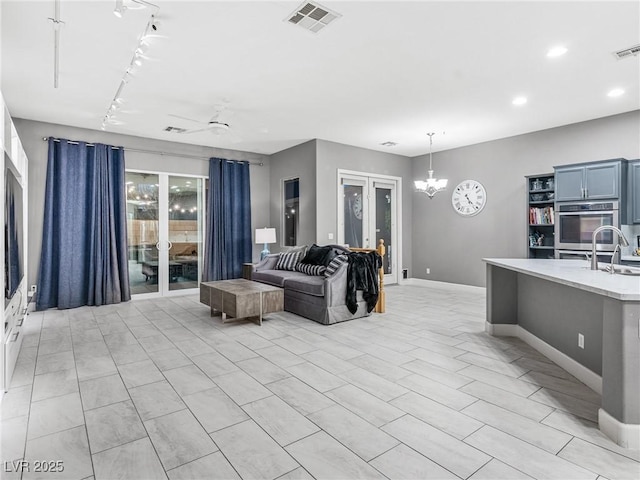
[600,265,640,276]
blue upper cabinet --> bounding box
[555,159,624,202]
[630,160,640,224]
[584,162,620,199]
[555,166,586,201]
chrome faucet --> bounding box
[608,244,621,274]
[591,226,629,271]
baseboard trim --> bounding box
[403,278,485,294]
[598,408,640,449]
[486,321,602,395]
[484,321,519,336]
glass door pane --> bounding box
[168,176,202,291]
[342,180,368,248]
[374,186,392,275]
[126,172,159,295]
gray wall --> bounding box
[13,118,271,288]
[412,110,640,287]
[315,139,414,275]
[517,274,603,375]
[269,140,317,254]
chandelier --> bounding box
[415,132,448,198]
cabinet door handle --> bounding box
[16,317,24,327]
[10,331,20,342]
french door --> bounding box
[338,171,401,285]
[125,171,205,297]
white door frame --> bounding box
[126,169,206,299]
[337,169,402,285]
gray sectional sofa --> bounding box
[251,245,371,325]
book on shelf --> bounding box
[529,206,554,225]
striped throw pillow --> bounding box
[295,263,327,276]
[324,254,348,277]
[275,251,301,271]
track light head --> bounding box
[114,0,126,17]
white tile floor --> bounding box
[1,283,639,480]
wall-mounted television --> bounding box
[5,166,24,309]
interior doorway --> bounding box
[337,171,401,285]
[125,171,205,297]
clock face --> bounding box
[451,180,486,216]
[353,195,363,220]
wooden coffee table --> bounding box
[200,279,284,326]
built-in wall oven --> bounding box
[555,201,619,253]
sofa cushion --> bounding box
[295,263,327,276]
[284,275,325,297]
[252,270,307,287]
[300,244,332,266]
[275,251,301,271]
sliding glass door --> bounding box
[167,175,203,291]
[126,171,204,297]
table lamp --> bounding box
[256,227,276,260]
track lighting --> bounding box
[113,0,126,17]
[102,7,163,130]
[113,0,159,19]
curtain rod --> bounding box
[42,137,264,166]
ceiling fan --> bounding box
[168,105,232,135]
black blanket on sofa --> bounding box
[345,251,382,314]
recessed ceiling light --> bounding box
[512,96,528,106]
[607,88,625,97]
[547,46,568,58]
[380,141,398,147]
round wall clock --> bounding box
[451,180,487,216]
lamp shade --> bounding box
[255,228,276,244]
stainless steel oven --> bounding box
[555,201,619,252]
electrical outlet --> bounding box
[426,268,431,275]
[578,333,584,349]
[328,233,334,240]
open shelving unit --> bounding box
[527,173,555,259]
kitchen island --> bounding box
[484,258,639,449]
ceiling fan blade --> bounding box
[179,127,213,134]
[168,113,205,125]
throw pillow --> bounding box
[325,254,348,277]
[282,245,308,257]
[275,251,301,271]
[323,248,339,266]
[295,263,327,276]
[300,244,332,265]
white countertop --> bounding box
[483,258,640,301]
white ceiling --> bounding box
[1,1,639,157]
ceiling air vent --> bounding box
[613,44,640,59]
[286,2,341,34]
[164,126,186,133]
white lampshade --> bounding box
[255,228,276,244]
